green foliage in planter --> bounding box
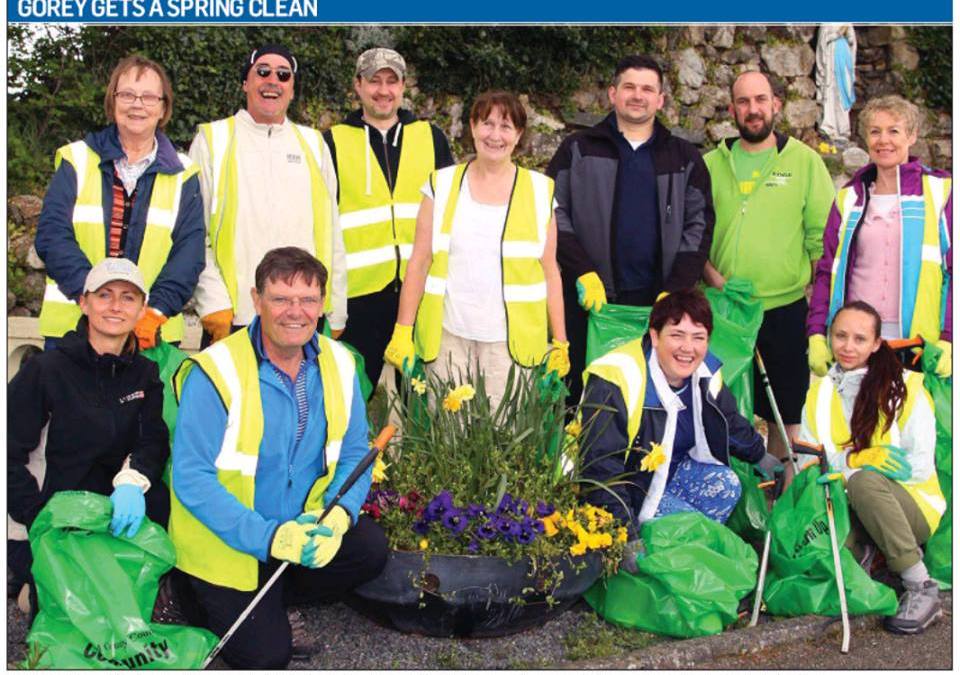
[903,26,952,112]
[368,362,628,576]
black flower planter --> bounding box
[348,549,602,638]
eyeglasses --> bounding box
[254,65,293,83]
[114,90,164,107]
[265,295,322,310]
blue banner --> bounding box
[6,0,953,23]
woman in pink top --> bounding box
[807,95,952,379]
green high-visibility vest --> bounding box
[168,329,355,591]
[330,121,434,297]
[37,140,196,341]
[199,116,335,313]
[414,163,554,367]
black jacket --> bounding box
[546,114,714,298]
[579,347,764,536]
[7,320,168,528]
[322,108,455,201]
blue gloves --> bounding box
[110,484,146,538]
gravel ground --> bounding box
[6,596,662,669]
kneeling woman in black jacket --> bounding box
[8,258,169,605]
[579,289,779,552]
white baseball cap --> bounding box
[83,258,148,295]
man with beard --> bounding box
[189,44,346,346]
[547,54,714,406]
[703,71,834,468]
[323,48,454,393]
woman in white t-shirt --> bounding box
[385,91,568,408]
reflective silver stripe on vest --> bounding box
[345,245,396,270]
[209,120,231,215]
[207,342,259,477]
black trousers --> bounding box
[339,285,401,398]
[176,516,387,669]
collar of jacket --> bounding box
[586,112,674,151]
[342,107,419,131]
[247,315,320,366]
[641,341,723,408]
[846,156,931,200]
[721,130,790,154]
[85,125,184,175]
[60,315,138,369]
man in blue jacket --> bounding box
[168,247,386,667]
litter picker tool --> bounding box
[202,425,396,668]
[793,439,850,654]
[748,468,786,627]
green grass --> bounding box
[563,613,661,661]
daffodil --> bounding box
[371,454,389,483]
[569,541,588,556]
[442,384,476,412]
[818,141,830,154]
[541,512,561,537]
[640,441,666,472]
[411,376,427,395]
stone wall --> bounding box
[7,24,950,317]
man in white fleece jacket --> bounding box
[189,43,346,345]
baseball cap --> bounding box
[242,43,298,82]
[83,258,148,295]
[355,48,406,80]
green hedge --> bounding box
[8,25,662,194]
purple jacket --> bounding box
[807,158,952,342]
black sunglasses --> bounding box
[254,65,293,82]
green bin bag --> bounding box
[725,456,770,544]
[762,466,898,616]
[920,342,952,588]
[142,341,189,486]
[584,511,758,638]
[26,491,217,669]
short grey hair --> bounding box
[858,95,921,140]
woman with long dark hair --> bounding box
[799,300,944,635]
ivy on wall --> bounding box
[903,26,951,111]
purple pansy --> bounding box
[441,508,469,534]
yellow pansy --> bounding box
[640,442,666,472]
[564,419,582,437]
[570,541,588,556]
[616,527,629,544]
[541,513,561,537]
[419,538,429,550]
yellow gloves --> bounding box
[934,339,952,378]
[202,309,234,344]
[297,506,351,569]
[270,520,319,566]
[545,339,570,378]
[134,307,167,350]
[808,334,832,377]
[384,323,415,375]
[847,445,912,482]
[576,272,607,313]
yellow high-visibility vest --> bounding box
[37,140,196,341]
[168,329,355,591]
[330,121,434,297]
[414,163,554,367]
[804,371,946,531]
[199,116,335,313]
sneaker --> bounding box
[288,609,319,661]
[883,579,942,635]
[151,574,188,625]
